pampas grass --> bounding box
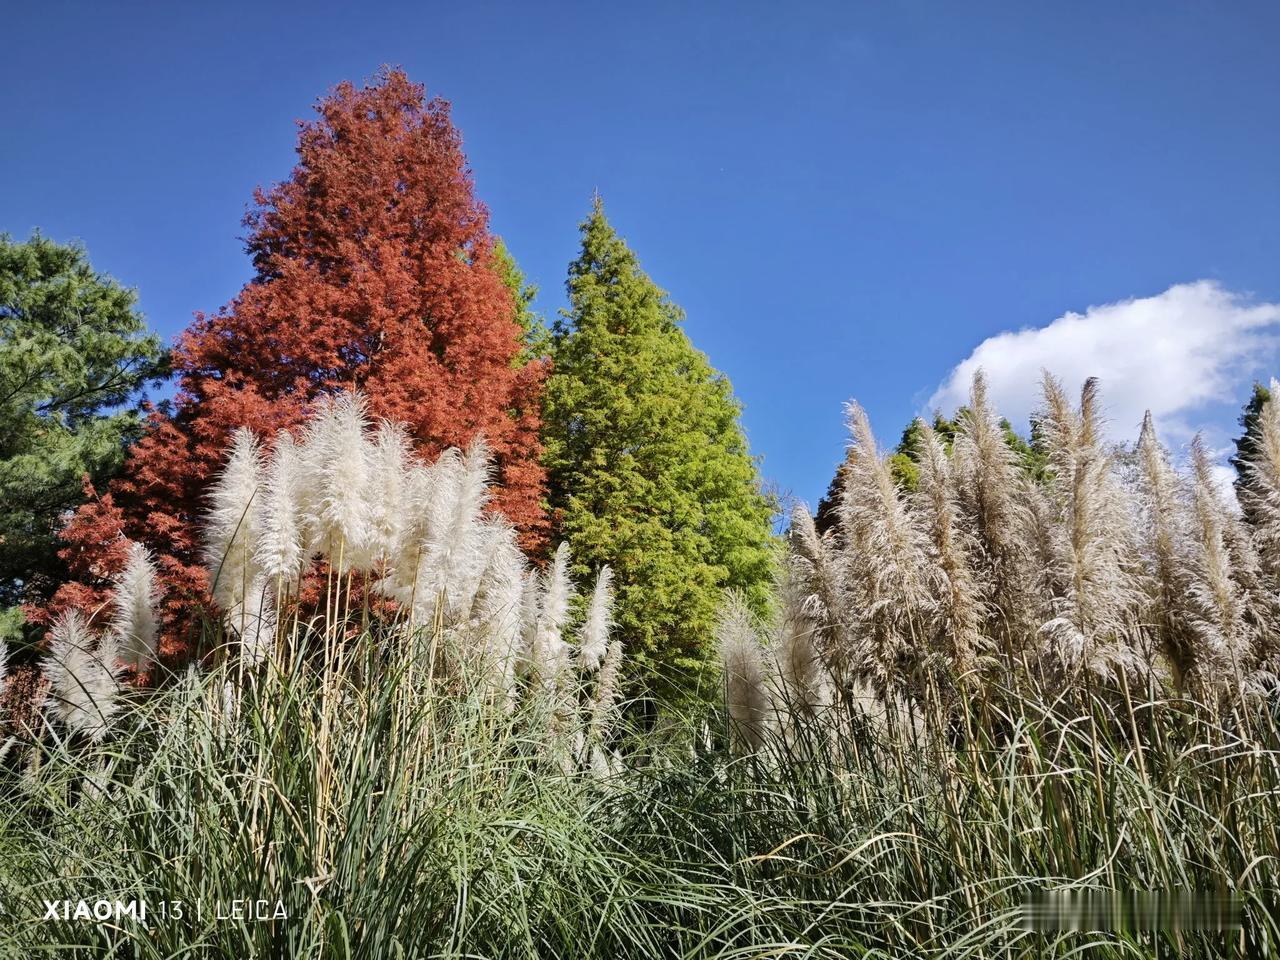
[44,611,123,742]
[735,370,1280,724]
[578,565,614,672]
[109,541,160,673]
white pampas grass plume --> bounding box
[109,541,160,673]
[578,566,614,673]
[228,577,278,666]
[400,439,493,625]
[367,420,412,566]
[468,523,527,702]
[531,542,575,695]
[254,432,305,583]
[44,611,123,742]
[717,594,770,751]
[206,427,264,611]
[299,391,374,572]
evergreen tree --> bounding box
[493,239,551,364]
[0,233,166,633]
[1232,381,1271,525]
[542,200,775,696]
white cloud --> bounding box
[928,281,1280,446]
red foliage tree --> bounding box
[46,69,548,657]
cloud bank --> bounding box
[928,281,1280,445]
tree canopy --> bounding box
[0,233,166,634]
[542,200,775,697]
[50,70,546,652]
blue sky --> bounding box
[5,2,1279,507]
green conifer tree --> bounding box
[0,233,167,634]
[1231,380,1272,525]
[542,200,775,697]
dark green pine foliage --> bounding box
[0,233,167,633]
[542,201,775,697]
[493,239,551,364]
[1232,381,1272,526]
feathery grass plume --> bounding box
[716,593,771,750]
[586,636,626,778]
[588,637,625,742]
[952,369,1038,654]
[229,577,278,667]
[299,390,374,572]
[109,541,160,673]
[530,542,575,695]
[401,440,493,626]
[578,566,614,673]
[1241,378,1280,573]
[1133,412,1193,687]
[772,564,833,726]
[1036,374,1143,679]
[911,419,985,682]
[514,571,541,680]
[838,401,932,698]
[374,460,438,607]
[254,432,305,584]
[1183,436,1253,687]
[44,610,123,742]
[785,504,851,680]
[367,420,412,567]
[205,427,264,612]
[466,522,526,702]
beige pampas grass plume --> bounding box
[717,593,770,751]
[45,611,123,742]
[110,541,161,673]
[589,637,625,744]
[1035,374,1143,679]
[773,565,832,724]
[838,400,932,696]
[952,369,1038,652]
[1183,435,1252,685]
[1133,412,1193,686]
[912,418,985,679]
[785,504,850,678]
[1241,378,1280,571]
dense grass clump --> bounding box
[4,374,1280,957]
[1,655,1277,957]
